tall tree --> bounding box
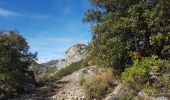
[84,0,170,71]
[0,30,37,97]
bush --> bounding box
[0,30,37,97]
[84,0,170,73]
[121,55,170,96]
[79,78,86,86]
[37,74,59,82]
[82,68,115,99]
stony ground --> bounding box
[12,81,65,100]
[51,76,86,100]
[12,79,85,100]
[12,66,122,100]
[13,65,170,100]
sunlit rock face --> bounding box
[65,44,87,65]
[55,59,66,68]
[41,44,88,69]
[56,44,87,69]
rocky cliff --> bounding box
[42,44,87,69]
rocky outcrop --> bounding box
[57,44,87,69]
[43,44,88,69]
[65,44,87,65]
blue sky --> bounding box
[0,0,92,63]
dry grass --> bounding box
[82,68,116,99]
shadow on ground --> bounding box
[10,81,69,100]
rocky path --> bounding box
[12,81,69,100]
[13,79,86,100]
[12,66,121,100]
[51,79,86,100]
[12,69,87,100]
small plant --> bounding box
[82,68,115,99]
[143,83,158,96]
[82,68,88,73]
[79,78,85,86]
[119,90,136,100]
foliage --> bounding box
[84,0,170,71]
[38,60,84,82]
[119,90,136,100]
[29,61,45,78]
[79,78,86,86]
[82,53,103,67]
[37,73,57,83]
[122,55,170,96]
[82,68,115,99]
[0,30,37,97]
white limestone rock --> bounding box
[56,44,87,70]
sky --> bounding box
[0,0,92,63]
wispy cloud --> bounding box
[0,8,51,19]
[0,8,22,17]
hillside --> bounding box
[1,0,170,100]
[2,41,170,100]
[13,65,170,100]
[13,66,117,100]
[41,60,59,67]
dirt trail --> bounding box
[12,81,69,100]
[51,79,86,100]
[11,66,119,100]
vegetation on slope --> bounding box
[0,30,37,98]
[81,68,116,99]
[122,56,170,97]
[82,0,170,98]
[38,60,84,82]
[83,0,170,71]
[0,0,170,99]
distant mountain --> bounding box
[41,60,59,67]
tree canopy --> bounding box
[0,30,37,97]
[84,0,170,71]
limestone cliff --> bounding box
[42,44,87,69]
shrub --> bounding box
[121,55,170,96]
[79,78,86,86]
[84,0,170,73]
[119,90,136,100]
[82,69,115,99]
[37,74,59,82]
[0,30,37,97]
[143,83,158,96]
[57,60,84,77]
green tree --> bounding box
[0,30,37,97]
[84,0,170,71]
